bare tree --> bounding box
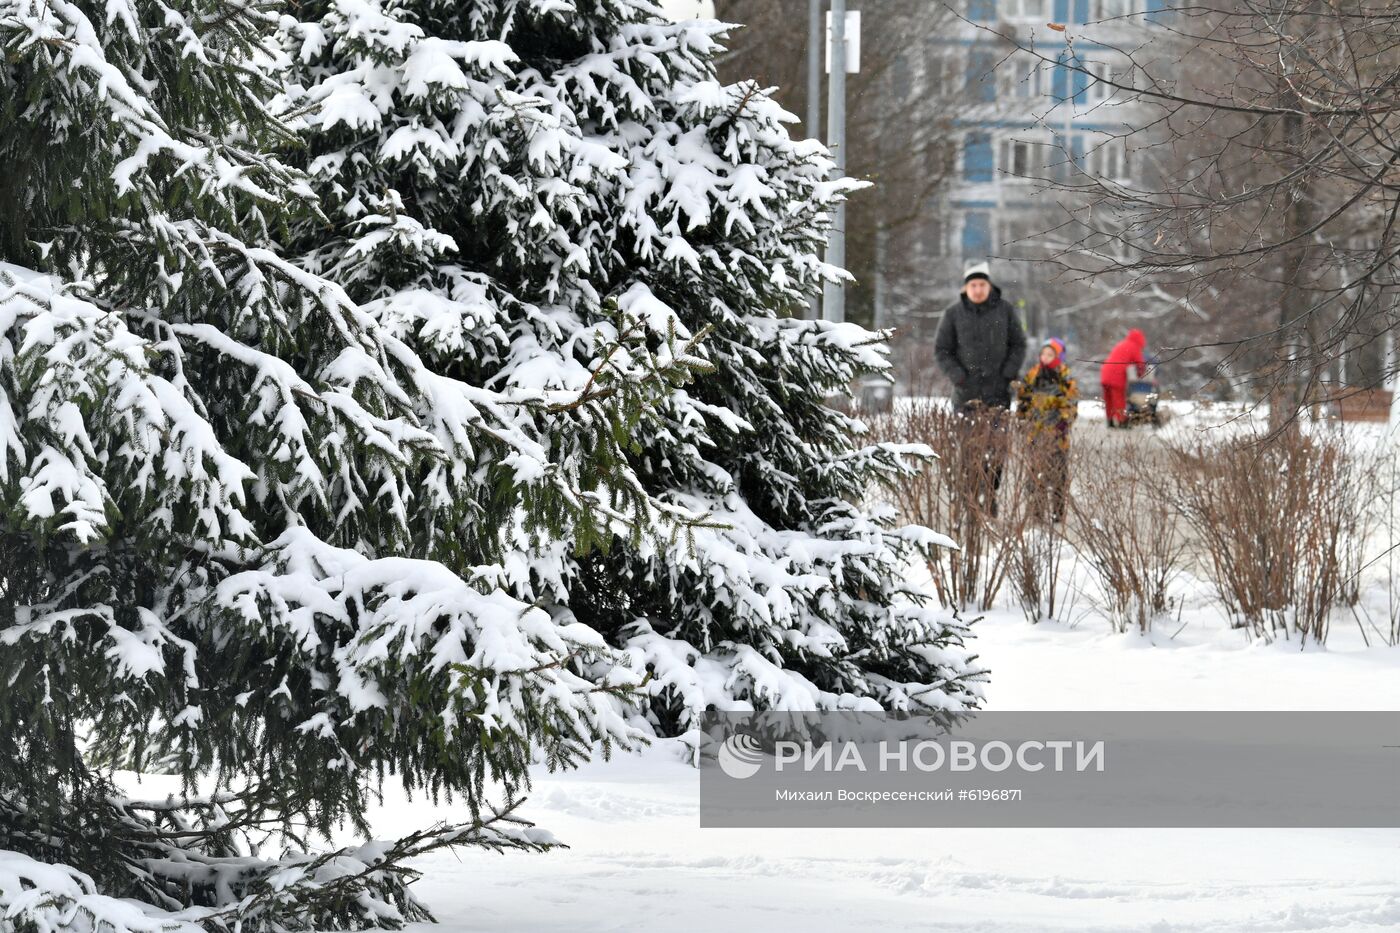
[712,0,981,389]
[985,0,1400,421]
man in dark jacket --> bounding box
[934,261,1028,411]
[933,261,1027,515]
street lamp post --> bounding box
[807,0,822,320]
[823,0,848,324]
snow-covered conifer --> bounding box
[280,0,985,740]
[0,0,698,927]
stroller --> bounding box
[1124,377,1161,428]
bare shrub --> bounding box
[874,397,1384,645]
[1331,440,1377,612]
[1333,441,1396,646]
[1067,439,1187,634]
[1003,521,1072,625]
[1165,430,1373,644]
[875,400,1014,611]
[1000,431,1075,624]
[1380,455,1400,647]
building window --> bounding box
[926,139,957,181]
[999,215,1044,258]
[1071,56,1089,101]
[962,212,992,258]
[891,52,911,98]
[1003,0,1049,18]
[965,50,998,103]
[1081,135,1131,179]
[1052,52,1071,101]
[999,58,1045,99]
[923,217,946,258]
[1092,0,1139,19]
[968,0,998,21]
[1084,61,1113,102]
[964,133,994,182]
[999,137,1039,178]
[924,55,952,97]
[1047,132,1071,179]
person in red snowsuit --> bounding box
[1099,329,1147,427]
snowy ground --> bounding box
[343,406,1400,932]
[374,612,1400,933]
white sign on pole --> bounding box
[824,10,860,74]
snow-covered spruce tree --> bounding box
[278,0,985,740]
[0,0,705,929]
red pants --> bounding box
[1102,382,1127,425]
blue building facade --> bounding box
[952,0,1166,254]
[914,0,1169,345]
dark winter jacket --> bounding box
[934,286,1028,409]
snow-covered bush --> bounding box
[278,0,987,738]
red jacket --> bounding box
[1100,329,1147,388]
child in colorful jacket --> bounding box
[1016,338,1078,521]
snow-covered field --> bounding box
[310,407,1400,932]
[369,611,1400,933]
